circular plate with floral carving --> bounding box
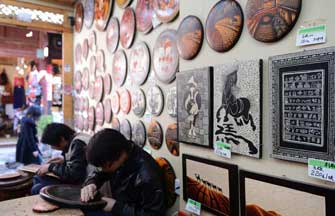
[75,43,82,64]
[96,102,104,126]
[84,116,89,131]
[132,88,146,117]
[74,98,80,112]
[89,55,96,77]
[111,91,120,114]
[120,7,136,49]
[75,3,84,33]
[147,85,164,116]
[112,50,127,87]
[103,98,112,123]
[82,97,89,113]
[153,29,179,84]
[116,0,132,8]
[132,120,146,148]
[89,82,95,99]
[205,0,243,52]
[153,0,179,23]
[94,76,104,102]
[165,123,179,156]
[82,39,89,60]
[84,0,95,28]
[120,89,131,114]
[88,106,96,131]
[166,86,177,117]
[78,115,85,131]
[136,0,154,34]
[129,42,150,86]
[94,0,113,31]
[112,117,120,131]
[177,15,203,60]
[96,49,105,72]
[88,31,97,52]
[246,0,302,43]
[148,120,163,150]
[120,119,131,140]
[104,73,112,95]
[74,71,82,94]
[79,97,85,112]
[82,67,89,90]
[106,17,120,53]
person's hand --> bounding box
[33,151,39,157]
[81,184,97,203]
[102,197,116,212]
[36,164,50,176]
[46,157,64,164]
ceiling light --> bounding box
[26,31,33,37]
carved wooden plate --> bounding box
[129,42,150,86]
[74,98,80,112]
[0,171,21,180]
[132,120,146,148]
[96,49,105,72]
[84,116,89,131]
[120,119,131,140]
[165,123,179,156]
[75,43,82,64]
[136,0,154,34]
[177,15,203,60]
[112,50,127,87]
[88,31,97,52]
[111,91,120,114]
[89,55,96,77]
[74,71,82,94]
[82,38,89,60]
[79,97,85,113]
[82,97,89,113]
[112,117,120,131]
[120,89,131,114]
[96,102,104,126]
[116,0,132,8]
[84,0,95,28]
[153,0,179,23]
[94,76,104,102]
[147,85,164,116]
[88,106,96,131]
[77,115,84,131]
[166,86,177,117]
[120,7,136,49]
[132,88,146,117]
[246,0,302,42]
[95,0,113,31]
[103,98,112,123]
[148,120,163,150]
[106,17,120,54]
[89,79,95,99]
[153,29,179,84]
[82,67,89,90]
[75,3,84,33]
[104,73,112,95]
[205,0,243,52]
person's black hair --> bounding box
[87,129,132,167]
[25,105,42,121]
[41,123,75,146]
[30,60,36,70]
[0,69,9,85]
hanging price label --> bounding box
[214,141,231,159]
[308,158,335,183]
[296,24,326,46]
[185,198,201,215]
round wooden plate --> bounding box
[96,102,104,126]
[94,76,104,102]
[205,0,243,52]
[165,123,179,156]
[136,0,154,34]
[112,50,127,87]
[177,15,203,60]
[104,98,112,123]
[95,0,113,31]
[116,0,132,8]
[153,0,179,23]
[104,73,112,95]
[82,67,89,90]
[106,17,120,54]
[153,29,179,84]
[84,0,95,28]
[148,120,163,150]
[96,49,105,72]
[111,91,120,114]
[74,71,82,94]
[88,31,97,52]
[75,3,84,33]
[166,86,177,117]
[75,43,82,64]
[84,116,89,131]
[82,97,89,113]
[82,39,89,60]
[120,119,132,140]
[132,120,146,148]
[89,80,95,99]
[132,88,146,117]
[74,98,80,112]
[112,117,120,131]
[89,55,96,77]
[120,7,136,49]
[246,0,302,42]
[77,115,84,131]
[129,42,150,86]
[88,106,96,131]
[120,89,131,114]
[0,171,21,180]
[147,85,164,116]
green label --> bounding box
[188,199,201,207]
[308,159,335,169]
[216,141,231,150]
[299,25,326,34]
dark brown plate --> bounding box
[116,0,132,8]
[136,0,154,34]
[96,102,104,126]
[177,15,203,60]
[165,123,179,156]
[95,0,113,31]
[205,0,243,52]
[246,0,302,42]
[0,172,21,180]
[148,120,163,150]
[153,0,179,23]
[84,0,95,28]
[120,119,132,140]
[75,3,84,33]
[40,185,107,210]
[88,106,96,131]
[0,171,30,187]
[111,91,120,114]
[94,76,104,102]
[106,17,120,53]
[120,7,136,49]
[120,89,131,114]
[112,50,127,87]
[129,42,150,86]
[132,120,146,148]
[104,98,112,123]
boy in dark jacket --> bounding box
[81,129,166,216]
[31,123,90,194]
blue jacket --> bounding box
[16,117,41,165]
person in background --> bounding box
[27,61,42,106]
[0,69,13,111]
[81,129,166,216]
[15,105,42,165]
[31,123,90,195]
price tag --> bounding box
[214,141,231,159]
[308,158,335,183]
[296,24,326,46]
[185,198,201,215]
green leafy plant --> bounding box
[37,115,53,136]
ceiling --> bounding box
[43,0,77,7]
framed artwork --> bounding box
[165,123,179,156]
[166,86,177,118]
[153,0,179,23]
[148,120,163,150]
[120,119,132,140]
[240,170,335,216]
[111,91,120,114]
[104,98,112,123]
[82,67,89,90]
[270,47,335,163]
[84,0,95,29]
[135,0,153,34]
[94,0,113,31]
[116,0,132,8]
[94,76,104,102]
[120,89,131,114]
[147,85,164,116]
[82,39,89,60]
[88,31,97,52]
[74,3,84,33]
[205,0,243,53]
[120,7,136,49]
[104,73,112,96]
[96,102,104,126]
[153,29,179,84]
[182,154,239,216]
[106,17,119,54]
[129,42,150,86]
[112,117,120,131]
[132,88,146,117]
[112,50,127,87]
[75,43,82,64]
[246,0,302,43]
[213,60,262,158]
[177,15,203,60]
[132,120,146,148]
[96,50,105,73]
[177,67,213,148]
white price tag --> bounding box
[296,24,326,46]
[308,158,335,183]
[185,198,201,215]
[214,141,231,159]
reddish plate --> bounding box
[132,88,146,117]
[0,172,21,180]
[132,120,146,148]
[96,102,104,126]
[120,119,131,140]
[153,29,179,84]
[74,71,82,94]
[136,0,154,34]
[82,39,89,60]
[120,89,131,114]
[129,42,150,86]
[120,7,136,49]
[112,117,120,131]
[165,123,179,156]
[75,43,82,64]
[103,98,112,123]
[166,86,177,117]
[82,67,89,90]
[75,3,84,33]
[94,76,104,102]
[205,0,243,52]
[89,31,97,52]
[96,50,105,72]
[116,0,132,8]
[148,120,163,150]
[153,0,179,23]
[147,85,164,116]
[111,91,120,114]
[104,73,112,95]
[112,50,127,87]
[88,106,96,131]
[89,55,96,78]
[106,17,120,53]
[95,0,113,31]
[84,0,95,28]
[177,15,203,60]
